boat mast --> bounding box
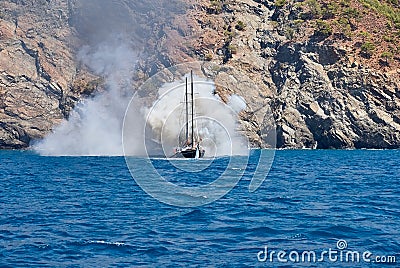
[185,77,189,144]
[191,70,194,146]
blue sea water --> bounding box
[0,150,399,267]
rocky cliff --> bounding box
[1,0,399,149]
[168,0,400,149]
[0,0,95,148]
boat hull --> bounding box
[181,148,205,158]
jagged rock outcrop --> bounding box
[270,44,400,148]
[1,0,399,149]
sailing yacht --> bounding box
[175,71,205,158]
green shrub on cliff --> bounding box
[275,0,287,8]
[381,51,393,65]
[358,0,400,24]
[360,41,376,57]
[343,7,360,19]
[315,20,333,37]
[209,0,223,14]
[235,21,246,31]
[322,3,339,19]
[303,0,323,19]
[227,44,238,54]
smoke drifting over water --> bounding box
[34,0,147,156]
[34,0,248,156]
[141,76,248,157]
[33,0,176,155]
[34,41,137,156]
[121,69,249,158]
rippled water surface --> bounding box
[1,150,399,267]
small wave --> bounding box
[289,233,308,240]
[67,240,138,254]
[89,240,125,246]
[87,240,125,246]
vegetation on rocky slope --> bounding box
[273,0,400,69]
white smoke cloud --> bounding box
[136,75,249,157]
[33,40,137,156]
[31,0,248,157]
[228,94,247,114]
[36,66,249,157]
[34,0,205,157]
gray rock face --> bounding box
[0,73,64,148]
[0,0,82,148]
[270,43,400,149]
